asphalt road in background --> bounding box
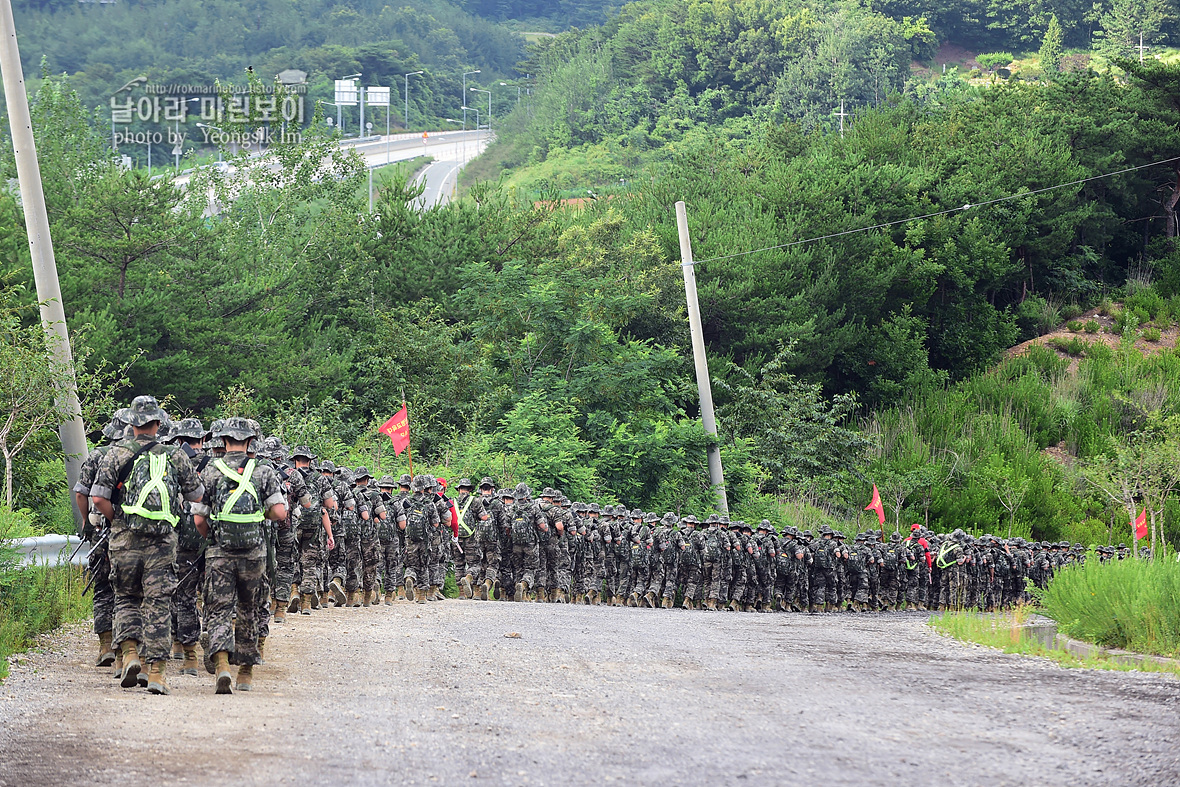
[2,603,1177,786]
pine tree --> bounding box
[1039,15,1065,73]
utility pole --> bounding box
[0,0,87,532]
[835,100,849,138]
[675,201,728,514]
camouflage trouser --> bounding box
[793,563,809,608]
[866,566,880,608]
[171,547,203,646]
[880,569,900,608]
[510,541,539,590]
[646,561,667,598]
[848,567,868,604]
[759,563,773,605]
[298,530,324,597]
[661,556,680,600]
[604,554,617,596]
[536,537,550,590]
[275,525,298,603]
[379,537,402,591]
[403,539,430,589]
[202,545,265,666]
[905,567,921,606]
[329,531,347,584]
[477,535,501,586]
[345,533,363,593]
[361,535,381,594]
[731,561,749,603]
[938,565,965,609]
[702,560,719,600]
[678,561,701,601]
[773,566,792,606]
[256,563,273,639]
[461,534,482,579]
[550,540,571,594]
[810,569,836,608]
[428,532,446,587]
[616,558,635,598]
[89,539,114,635]
[718,556,732,602]
[109,529,177,663]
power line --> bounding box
[686,155,1180,267]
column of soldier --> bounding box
[75,397,1127,698]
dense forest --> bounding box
[5,0,1180,552]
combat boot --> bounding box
[728,599,741,613]
[309,590,321,609]
[397,585,407,601]
[480,579,492,601]
[300,595,311,615]
[588,589,598,605]
[362,590,371,608]
[533,587,545,603]
[329,578,347,606]
[627,591,640,607]
[182,645,199,676]
[661,596,673,609]
[345,590,358,607]
[171,640,185,660]
[644,591,658,608]
[120,639,142,689]
[213,651,233,694]
[460,574,474,599]
[427,585,441,601]
[273,598,286,624]
[257,636,267,665]
[113,651,123,679]
[236,664,254,692]
[96,630,116,667]
[705,598,717,611]
[403,576,416,603]
[514,582,525,603]
[146,660,170,695]
[287,585,300,613]
[352,591,364,607]
[384,590,395,605]
[555,588,567,604]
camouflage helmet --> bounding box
[261,435,283,455]
[377,474,397,489]
[498,487,516,500]
[354,466,372,481]
[643,512,658,524]
[124,395,166,427]
[102,409,130,440]
[515,482,531,500]
[757,519,772,531]
[318,459,337,473]
[290,445,316,460]
[890,531,902,542]
[457,478,474,490]
[338,468,356,485]
[705,514,720,524]
[171,417,205,441]
[718,515,731,527]
[629,508,644,519]
[478,476,496,490]
[215,417,257,442]
[244,418,261,437]
[246,438,261,454]
[660,512,677,527]
[682,514,698,526]
[541,487,556,498]
[588,503,601,514]
[601,504,614,516]
[410,474,432,492]
[396,473,412,487]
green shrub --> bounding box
[1047,336,1087,357]
[1067,319,1084,332]
[1143,327,1162,342]
[1098,298,1115,317]
[1060,303,1084,321]
[0,565,90,679]
[1084,319,1100,333]
[1041,557,1180,657]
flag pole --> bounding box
[401,388,414,477]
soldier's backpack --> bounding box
[704,528,722,561]
[211,458,264,550]
[883,545,900,572]
[405,496,430,542]
[511,506,534,542]
[119,444,180,536]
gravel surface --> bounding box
[2,602,1178,786]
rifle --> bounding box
[178,553,206,587]
[80,532,110,597]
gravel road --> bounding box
[2,602,1178,786]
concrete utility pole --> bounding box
[835,100,849,138]
[0,0,87,532]
[675,201,728,514]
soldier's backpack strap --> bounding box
[111,441,159,506]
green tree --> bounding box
[1039,15,1065,73]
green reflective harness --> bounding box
[936,541,958,570]
[457,496,476,538]
[213,458,263,523]
[122,451,179,527]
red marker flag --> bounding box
[865,484,886,524]
[1134,508,1148,540]
[378,407,411,456]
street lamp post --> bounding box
[444,117,463,164]
[176,97,200,170]
[462,69,480,130]
[404,70,424,132]
[500,81,521,104]
[196,122,224,163]
[470,87,491,137]
[462,106,480,145]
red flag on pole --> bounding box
[865,484,886,524]
[378,407,411,456]
[1134,508,1148,540]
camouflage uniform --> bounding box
[400,476,441,596]
[273,459,310,608]
[293,449,337,608]
[678,518,704,607]
[90,402,205,670]
[506,487,546,598]
[199,440,284,669]
[375,477,404,599]
[74,433,120,642]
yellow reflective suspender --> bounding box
[121,451,179,526]
[213,458,263,523]
[457,496,476,537]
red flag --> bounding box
[1134,508,1148,540]
[378,407,411,456]
[865,484,886,525]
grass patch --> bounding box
[1041,557,1180,657]
[1047,335,1088,357]
[0,563,90,679]
[1084,319,1100,333]
[930,608,1180,676]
